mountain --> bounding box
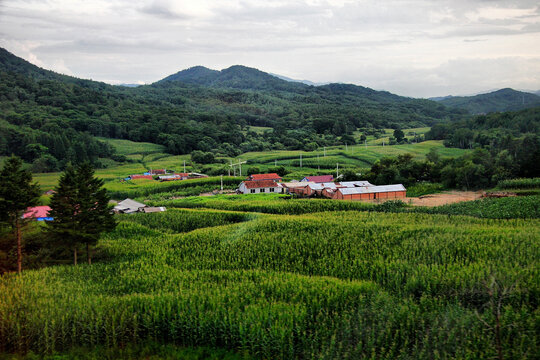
[0,47,464,172]
[433,88,540,114]
[158,65,309,92]
[0,47,108,90]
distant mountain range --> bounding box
[430,88,540,114]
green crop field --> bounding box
[31,139,468,191]
[1,199,538,359]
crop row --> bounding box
[1,210,537,358]
[497,177,540,189]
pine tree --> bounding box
[47,163,116,265]
[0,156,41,273]
[75,163,116,264]
[46,165,80,265]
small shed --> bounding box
[141,207,167,213]
[238,180,283,194]
[113,198,147,214]
[23,206,53,221]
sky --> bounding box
[1,0,539,98]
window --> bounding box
[250,189,255,193]
[270,188,274,192]
[260,188,266,193]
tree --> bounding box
[0,156,41,273]
[47,163,116,265]
[393,129,405,142]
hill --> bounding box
[0,47,464,173]
[434,88,540,114]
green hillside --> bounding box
[0,47,466,174]
[435,88,540,114]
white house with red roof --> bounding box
[238,180,283,194]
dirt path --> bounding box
[406,191,483,207]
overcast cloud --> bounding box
[1,0,539,97]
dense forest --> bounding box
[0,48,464,172]
[426,107,540,178]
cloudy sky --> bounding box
[1,0,539,97]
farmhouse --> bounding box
[128,175,154,180]
[301,175,334,183]
[23,206,53,221]
[149,169,167,175]
[238,180,283,194]
[334,184,406,200]
[158,173,189,181]
[113,198,147,214]
[248,173,282,182]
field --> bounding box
[1,195,539,359]
[32,137,468,192]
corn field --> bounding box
[0,206,538,358]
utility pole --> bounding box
[183,160,186,173]
[220,175,223,190]
[229,160,246,177]
[336,163,339,179]
[345,143,348,152]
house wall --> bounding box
[339,190,407,201]
[243,187,282,194]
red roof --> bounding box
[130,175,154,180]
[243,180,279,189]
[249,173,282,181]
[304,175,334,183]
[23,206,51,219]
[175,173,189,177]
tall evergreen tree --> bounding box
[75,163,116,264]
[47,163,116,265]
[0,156,41,273]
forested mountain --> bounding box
[0,47,462,172]
[433,88,540,114]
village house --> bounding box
[280,181,313,195]
[248,173,282,182]
[113,198,147,214]
[23,206,53,221]
[158,173,189,181]
[301,175,334,183]
[238,180,283,194]
[128,174,154,180]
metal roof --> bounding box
[115,198,146,210]
[338,184,405,195]
[339,181,374,187]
